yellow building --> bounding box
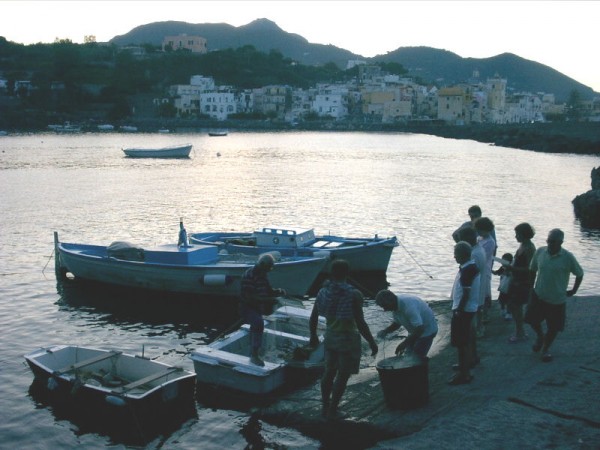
[437,87,467,124]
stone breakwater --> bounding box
[573,167,600,228]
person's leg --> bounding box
[541,302,565,360]
[328,371,351,418]
[458,345,471,378]
[525,292,546,351]
[508,302,525,338]
[245,308,265,365]
[468,322,478,365]
[449,313,474,384]
[542,327,558,353]
[320,350,338,416]
[475,306,485,337]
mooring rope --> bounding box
[398,239,434,279]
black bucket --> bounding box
[376,355,429,409]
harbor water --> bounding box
[1,131,599,448]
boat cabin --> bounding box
[254,227,316,248]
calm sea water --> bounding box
[1,131,599,449]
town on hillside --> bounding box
[1,33,599,130]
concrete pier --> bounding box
[255,295,600,449]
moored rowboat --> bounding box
[122,144,192,158]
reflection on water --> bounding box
[28,378,198,446]
[55,278,241,342]
[2,132,599,449]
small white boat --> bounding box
[120,125,138,132]
[158,129,170,134]
[191,305,325,394]
[190,226,399,273]
[54,232,329,298]
[208,130,228,137]
[48,122,81,133]
[97,124,115,131]
[122,143,193,158]
[24,345,196,411]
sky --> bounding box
[1,1,599,92]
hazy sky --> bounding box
[2,1,598,92]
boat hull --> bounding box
[122,144,192,158]
[54,236,328,298]
[24,345,196,420]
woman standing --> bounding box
[506,222,536,342]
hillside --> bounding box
[373,47,595,102]
[110,19,597,102]
[110,19,358,68]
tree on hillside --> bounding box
[567,89,584,121]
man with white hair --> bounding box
[449,241,480,385]
[375,290,438,359]
[240,253,286,366]
[526,229,583,363]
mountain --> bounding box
[110,19,596,102]
[110,18,358,67]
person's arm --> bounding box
[377,321,401,339]
[457,284,470,312]
[457,264,477,312]
[567,275,583,297]
[395,324,425,355]
[452,227,462,243]
[509,245,535,276]
[352,291,378,356]
[309,302,320,347]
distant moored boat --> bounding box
[122,143,193,158]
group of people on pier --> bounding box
[238,204,584,418]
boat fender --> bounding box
[70,378,83,396]
[105,395,127,407]
[313,250,330,259]
[202,274,227,286]
[47,377,59,391]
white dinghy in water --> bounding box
[191,305,326,394]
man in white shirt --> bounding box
[448,241,481,385]
[375,290,438,359]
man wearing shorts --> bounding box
[309,259,378,419]
[527,229,583,362]
[449,241,480,385]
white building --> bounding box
[200,92,236,121]
[505,93,544,123]
[311,84,348,120]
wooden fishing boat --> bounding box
[54,232,329,298]
[190,226,399,273]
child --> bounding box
[492,252,513,320]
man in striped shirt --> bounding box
[240,253,286,366]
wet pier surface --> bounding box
[245,296,600,449]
